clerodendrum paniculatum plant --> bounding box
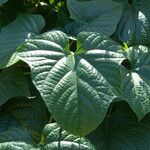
[0,0,150,149]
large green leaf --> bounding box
[122,46,150,120]
[0,13,45,69]
[43,123,95,150]
[67,0,122,36]
[114,0,150,46]
[18,31,125,136]
[87,101,150,150]
[0,66,29,106]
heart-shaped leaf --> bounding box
[67,0,122,36]
[18,31,125,136]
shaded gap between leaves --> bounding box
[127,0,133,5]
[69,38,77,53]
[121,59,132,70]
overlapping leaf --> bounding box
[0,114,36,150]
[67,0,122,36]
[0,122,95,150]
[0,115,19,133]
[0,142,38,150]
[0,128,32,143]
[87,102,150,150]
[114,0,150,46]
[0,0,23,31]
[122,46,150,119]
[42,123,95,150]
[0,115,32,143]
[2,81,50,141]
[18,31,125,136]
[0,66,29,106]
[0,13,45,69]
[0,113,94,149]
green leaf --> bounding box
[87,101,150,150]
[122,46,150,120]
[0,115,19,133]
[0,0,24,30]
[18,31,125,136]
[0,142,38,150]
[0,114,36,149]
[0,13,45,69]
[0,0,8,6]
[114,0,150,46]
[0,66,29,106]
[76,32,123,53]
[112,0,125,4]
[0,122,95,150]
[0,127,32,143]
[67,0,122,36]
[3,86,50,141]
[43,123,95,150]
[49,0,55,4]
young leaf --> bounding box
[0,13,45,69]
[67,0,122,36]
[18,31,125,136]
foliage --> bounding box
[0,0,150,149]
